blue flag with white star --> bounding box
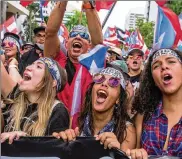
[78,45,108,75]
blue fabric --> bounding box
[39,57,61,92]
[82,114,115,136]
[154,6,176,49]
[78,44,108,75]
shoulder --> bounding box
[54,50,67,66]
[51,100,69,116]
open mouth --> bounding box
[96,90,108,104]
[133,61,138,65]
[5,49,12,53]
[163,74,172,82]
[72,42,82,49]
[23,73,31,81]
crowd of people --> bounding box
[1,1,182,158]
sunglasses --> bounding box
[69,31,90,41]
[93,74,121,87]
[1,42,15,48]
[128,55,142,60]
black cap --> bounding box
[3,32,20,41]
[127,48,144,56]
[33,26,46,35]
[22,42,34,50]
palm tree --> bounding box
[23,2,40,42]
[65,10,87,32]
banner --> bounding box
[1,137,129,159]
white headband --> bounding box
[100,67,126,90]
[152,49,181,65]
[3,36,20,51]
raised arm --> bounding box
[44,1,68,58]
[84,2,103,47]
[1,62,16,98]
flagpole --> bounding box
[0,1,7,24]
[102,1,117,29]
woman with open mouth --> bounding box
[1,57,69,143]
[127,48,182,158]
[53,64,136,152]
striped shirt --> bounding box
[141,102,182,157]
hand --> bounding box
[52,127,80,142]
[0,131,27,144]
[95,132,120,149]
[8,58,18,66]
[126,148,148,159]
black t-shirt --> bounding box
[2,85,70,135]
[129,73,141,92]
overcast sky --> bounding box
[98,1,147,32]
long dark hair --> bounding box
[78,64,130,143]
[132,49,182,121]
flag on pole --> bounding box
[155,0,168,7]
[20,0,49,7]
[96,1,115,11]
[0,16,18,35]
[154,6,182,49]
[20,0,34,7]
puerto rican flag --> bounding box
[96,1,115,11]
[177,13,182,51]
[20,0,49,7]
[154,5,182,49]
[58,24,69,43]
[0,16,18,38]
[103,27,119,46]
[155,0,168,7]
[127,29,150,57]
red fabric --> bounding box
[20,1,49,7]
[161,6,182,47]
[20,1,33,7]
[0,16,18,34]
[55,51,92,129]
[96,1,115,11]
[155,0,168,7]
[42,1,49,6]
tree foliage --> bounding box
[167,1,182,15]
[136,18,155,48]
[23,3,39,42]
[65,10,87,32]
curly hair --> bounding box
[78,64,130,143]
[132,49,182,121]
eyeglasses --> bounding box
[128,55,142,60]
[24,46,33,50]
[36,34,45,38]
[1,42,15,48]
[93,74,121,87]
[69,31,90,41]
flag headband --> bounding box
[152,49,182,65]
[39,57,61,92]
[3,36,20,51]
[100,67,126,90]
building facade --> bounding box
[125,7,145,30]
